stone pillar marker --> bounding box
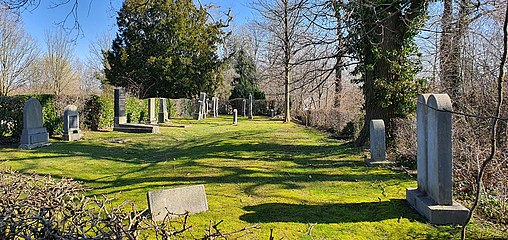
[369,119,386,162]
[114,87,127,127]
[427,94,453,205]
[204,98,208,119]
[63,105,83,141]
[194,92,206,120]
[233,109,238,125]
[211,97,217,118]
[406,93,469,225]
[19,98,50,149]
[417,94,430,194]
[248,94,253,120]
[148,98,157,124]
[158,98,169,123]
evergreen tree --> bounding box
[104,0,226,98]
[230,48,265,99]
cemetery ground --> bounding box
[0,116,506,239]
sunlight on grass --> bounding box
[0,116,504,239]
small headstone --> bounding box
[147,185,208,221]
[406,93,469,225]
[369,119,386,162]
[19,98,50,149]
[194,100,203,120]
[204,98,208,119]
[114,87,127,127]
[148,98,157,124]
[233,109,238,125]
[63,105,83,141]
[158,98,169,123]
[248,94,253,120]
[270,109,275,118]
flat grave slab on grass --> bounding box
[147,184,208,221]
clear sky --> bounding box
[19,0,254,61]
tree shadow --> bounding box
[240,199,425,224]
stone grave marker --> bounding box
[148,98,157,124]
[63,105,83,141]
[147,185,208,221]
[406,93,469,225]
[369,119,386,163]
[19,98,50,149]
[158,98,169,123]
[113,87,160,134]
[248,94,253,120]
[211,97,217,118]
[233,109,238,125]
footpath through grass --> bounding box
[0,116,505,239]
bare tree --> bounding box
[0,6,39,96]
[40,30,79,95]
[252,0,311,123]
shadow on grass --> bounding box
[240,199,425,224]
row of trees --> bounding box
[0,6,97,97]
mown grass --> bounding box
[0,116,505,239]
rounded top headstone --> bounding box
[428,94,453,112]
[64,105,78,112]
[23,98,44,129]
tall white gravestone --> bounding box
[248,94,253,120]
[406,93,469,225]
[19,98,50,149]
[63,105,83,141]
[148,98,157,124]
[233,109,238,125]
[369,119,386,162]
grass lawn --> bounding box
[0,116,505,239]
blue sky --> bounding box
[20,0,254,61]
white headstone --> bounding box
[19,98,50,149]
[63,105,83,141]
[369,119,386,162]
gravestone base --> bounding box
[19,130,51,150]
[406,188,469,225]
[114,123,160,134]
[63,130,83,141]
[365,158,392,166]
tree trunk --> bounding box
[283,0,291,123]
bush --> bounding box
[83,95,114,130]
[126,98,147,123]
[0,169,258,239]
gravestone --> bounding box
[406,93,469,225]
[158,98,169,123]
[270,109,275,118]
[211,97,217,118]
[19,98,50,149]
[148,98,157,124]
[248,94,253,120]
[242,99,246,117]
[194,100,203,120]
[215,97,219,117]
[63,105,83,141]
[113,87,160,134]
[114,87,127,127]
[369,119,386,163]
[204,98,208,119]
[233,109,238,125]
[147,185,208,221]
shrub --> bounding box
[83,95,114,130]
[0,169,258,239]
[126,97,147,123]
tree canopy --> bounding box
[104,0,226,98]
